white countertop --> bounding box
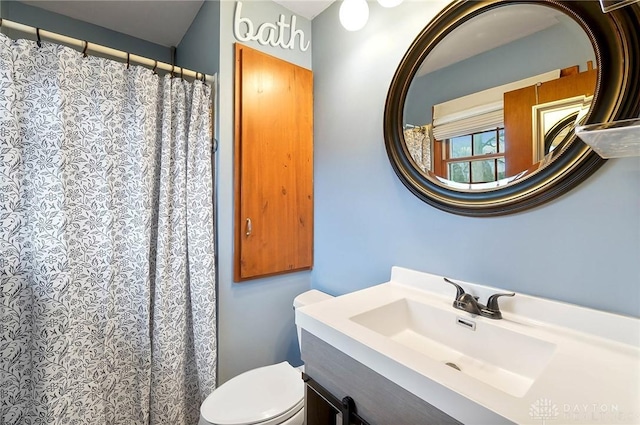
[296,267,640,425]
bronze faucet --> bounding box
[444,277,514,320]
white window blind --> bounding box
[432,69,561,140]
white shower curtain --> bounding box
[0,33,216,424]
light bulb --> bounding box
[339,0,369,32]
[377,0,403,7]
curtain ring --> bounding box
[171,64,175,79]
[180,67,183,80]
[126,52,130,70]
[36,28,42,47]
[82,40,89,58]
[152,60,158,75]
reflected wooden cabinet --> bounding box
[234,44,313,281]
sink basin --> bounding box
[350,298,556,397]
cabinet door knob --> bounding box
[245,218,252,236]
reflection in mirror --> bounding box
[404,124,432,173]
[532,95,593,162]
[544,111,579,154]
[403,4,596,190]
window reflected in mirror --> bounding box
[438,128,506,184]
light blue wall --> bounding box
[404,20,596,126]
[0,1,171,62]
[176,0,220,76]
[178,0,313,384]
[311,1,640,318]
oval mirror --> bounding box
[384,0,640,216]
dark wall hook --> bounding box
[36,28,42,47]
[152,60,158,75]
[82,40,88,57]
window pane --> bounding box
[497,158,506,180]
[473,130,497,155]
[471,159,496,183]
[498,128,505,153]
[449,161,470,183]
[449,135,472,158]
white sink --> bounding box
[296,267,640,425]
[350,298,556,397]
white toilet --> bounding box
[199,290,333,425]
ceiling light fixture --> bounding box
[339,0,369,31]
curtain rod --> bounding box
[0,18,214,83]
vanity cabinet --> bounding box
[233,44,313,281]
[301,330,461,425]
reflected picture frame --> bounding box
[531,95,592,163]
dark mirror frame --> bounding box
[384,0,640,216]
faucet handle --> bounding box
[443,277,466,299]
[484,292,515,319]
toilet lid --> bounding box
[201,361,304,425]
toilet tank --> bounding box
[293,290,332,351]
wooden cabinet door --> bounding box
[234,44,313,281]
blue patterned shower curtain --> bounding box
[0,33,217,424]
